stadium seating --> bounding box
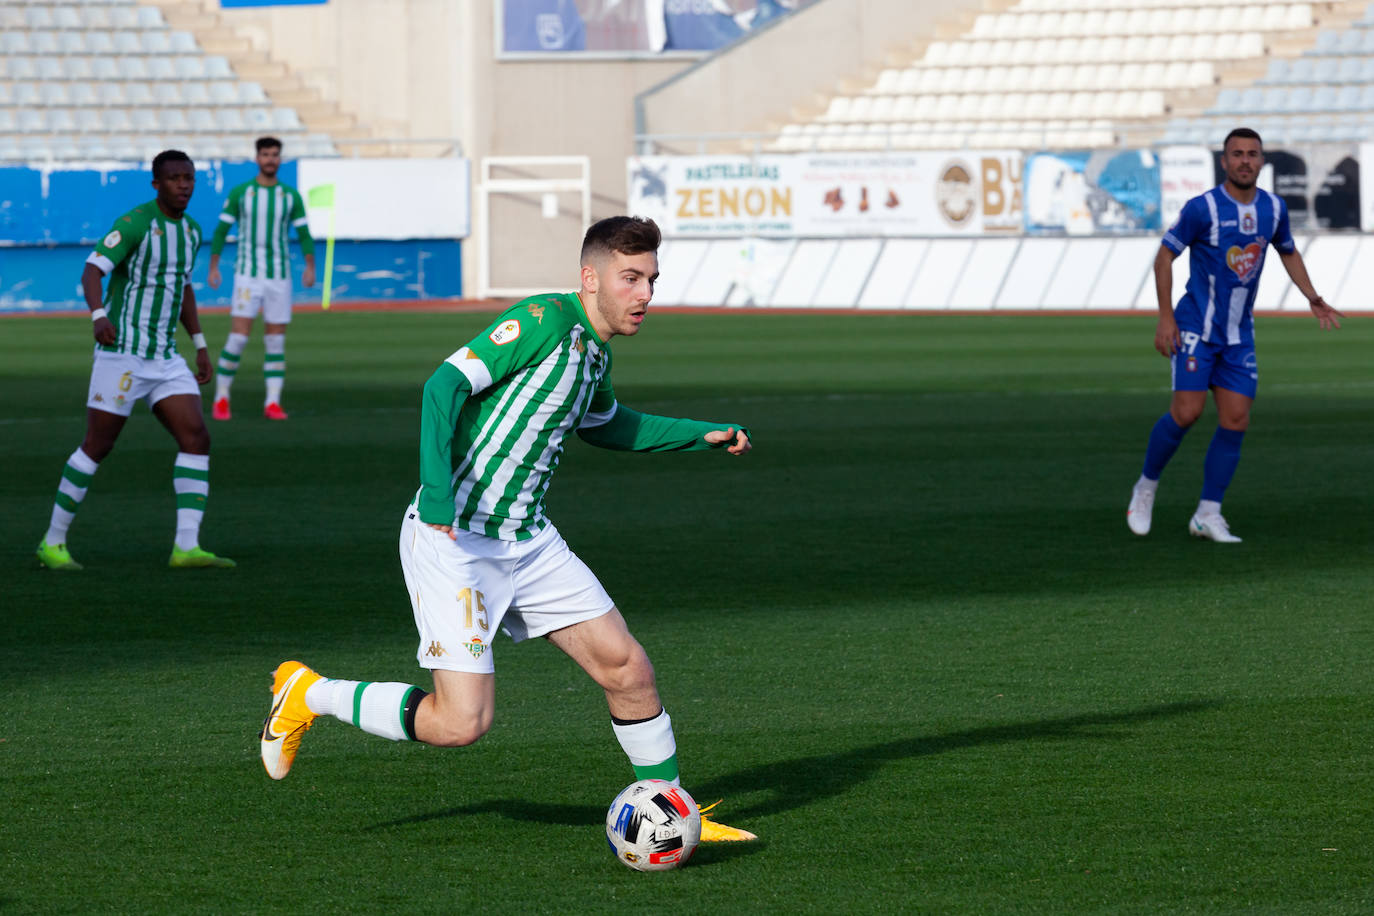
[770,0,1374,151]
[1160,1,1374,144]
[0,0,338,161]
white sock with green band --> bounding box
[612,708,680,785]
[45,447,99,545]
[306,678,426,742]
[216,332,248,401]
[172,452,209,551]
[263,333,285,405]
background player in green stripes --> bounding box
[206,136,315,421]
[259,216,759,841]
[36,150,235,571]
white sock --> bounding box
[216,332,249,401]
[173,452,209,551]
[612,708,680,785]
[307,679,424,741]
[263,333,285,405]
[1135,475,1158,492]
[45,448,100,545]
[1197,498,1222,517]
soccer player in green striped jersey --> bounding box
[36,150,234,571]
[206,136,316,421]
[260,217,759,841]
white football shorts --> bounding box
[229,276,294,324]
[399,507,615,674]
[86,350,200,417]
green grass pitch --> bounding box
[2,310,1372,914]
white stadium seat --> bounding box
[125,82,155,106]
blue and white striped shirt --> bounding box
[1162,185,1295,347]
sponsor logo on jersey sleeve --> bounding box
[103,230,122,249]
[1226,242,1262,284]
[489,319,521,345]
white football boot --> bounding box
[1126,480,1157,536]
[1188,511,1242,543]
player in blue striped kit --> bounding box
[1127,128,1343,542]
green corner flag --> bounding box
[307,183,336,310]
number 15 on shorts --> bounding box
[459,587,489,632]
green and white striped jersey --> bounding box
[88,201,202,359]
[209,180,313,279]
[420,293,617,541]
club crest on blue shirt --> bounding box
[1241,211,1256,234]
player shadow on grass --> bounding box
[364,700,1215,843]
[696,698,1222,821]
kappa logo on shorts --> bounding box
[464,637,487,659]
[489,320,521,346]
[424,641,448,657]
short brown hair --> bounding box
[256,136,283,153]
[580,216,661,264]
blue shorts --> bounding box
[1171,336,1257,399]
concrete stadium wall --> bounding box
[638,0,992,148]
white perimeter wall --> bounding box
[650,235,1374,311]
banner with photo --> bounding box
[501,0,814,53]
[1213,147,1361,231]
[1362,143,1374,231]
[1024,149,1162,235]
[626,151,1023,237]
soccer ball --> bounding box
[605,779,701,871]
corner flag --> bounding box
[307,183,336,310]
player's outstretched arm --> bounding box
[1278,249,1343,330]
[578,404,751,454]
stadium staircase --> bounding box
[767,0,1374,152]
[0,0,347,161]
[143,0,372,150]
